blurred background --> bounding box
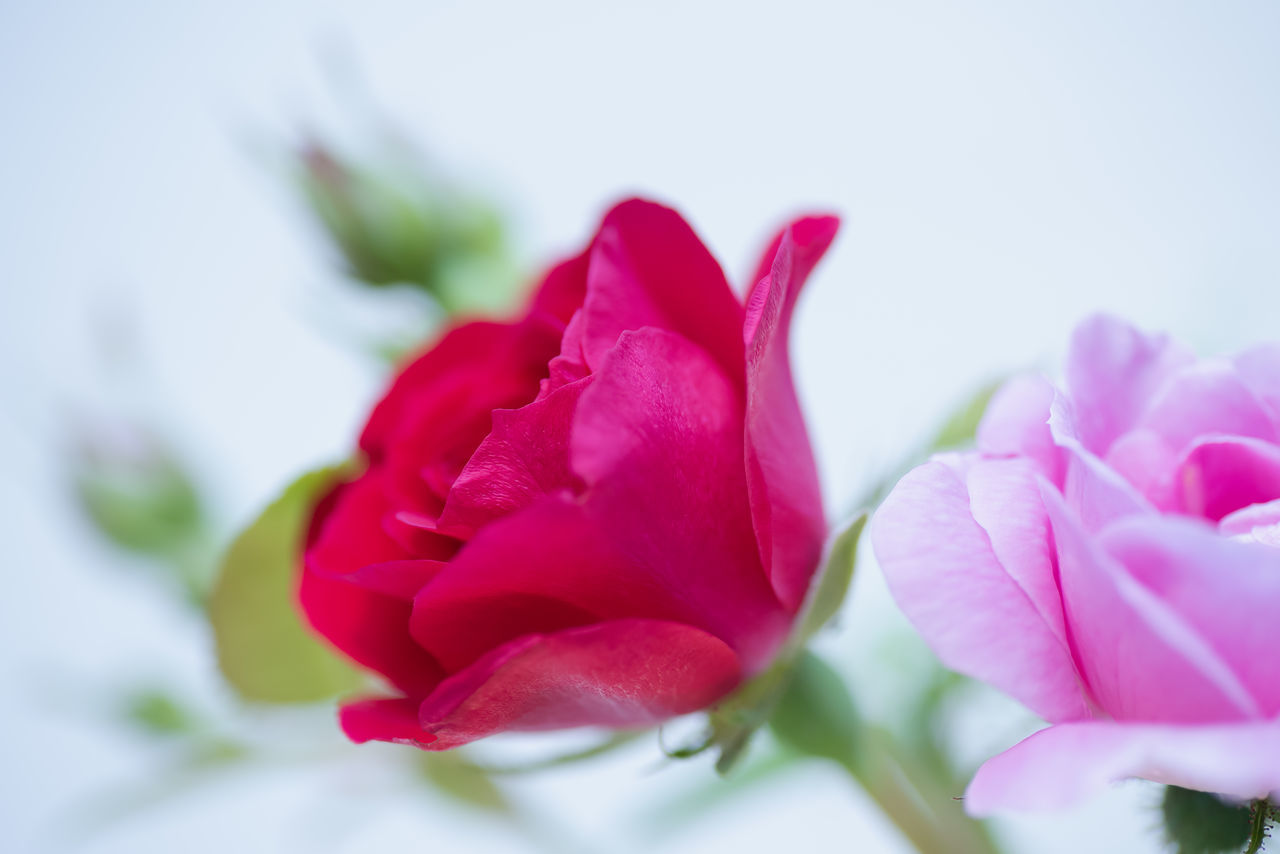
[3,1,1279,852]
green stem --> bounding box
[840,728,1002,854]
[1246,800,1273,854]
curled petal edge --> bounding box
[965,720,1280,815]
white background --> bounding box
[2,1,1278,852]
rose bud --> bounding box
[872,315,1280,813]
[300,198,838,749]
[296,139,512,313]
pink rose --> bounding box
[300,198,838,749]
[872,315,1280,812]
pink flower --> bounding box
[872,315,1280,812]
[300,198,838,749]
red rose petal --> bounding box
[416,619,741,750]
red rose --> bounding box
[301,198,838,749]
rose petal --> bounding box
[965,457,1066,644]
[306,474,414,576]
[1170,436,1280,521]
[340,697,438,748]
[1220,499,1280,544]
[416,619,742,750]
[1101,514,1280,716]
[410,499,642,674]
[1043,487,1260,722]
[415,328,792,677]
[966,720,1280,814]
[571,326,790,671]
[301,557,446,696]
[528,248,589,328]
[1137,360,1278,453]
[977,374,1062,483]
[1049,392,1155,532]
[383,505,464,557]
[742,215,838,611]
[1235,343,1280,428]
[436,376,592,539]
[381,318,564,515]
[1065,315,1193,456]
[580,199,745,382]
[362,320,553,459]
[540,308,591,398]
[871,458,1088,723]
[1103,428,1178,510]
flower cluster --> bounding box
[295,194,1278,824]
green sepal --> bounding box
[1161,785,1253,854]
[681,513,866,776]
[207,465,364,703]
[793,513,867,645]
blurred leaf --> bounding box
[1162,786,1253,854]
[208,466,364,703]
[929,379,1001,452]
[768,651,861,769]
[188,737,253,767]
[417,751,511,814]
[122,689,198,737]
[72,432,204,559]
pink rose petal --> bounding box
[871,459,1088,723]
[1043,487,1259,722]
[1101,514,1280,716]
[966,720,1280,814]
[1065,314,1192,457]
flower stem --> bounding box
[840,727,1002,854]
[1246,799,1274,854]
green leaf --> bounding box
[208,466,364,703]
[122,689,199,737]
[1162,786,1254,854]
[417,751,511,814]
[767,650,861,768]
